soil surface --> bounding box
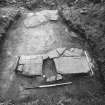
[0,0,105,105]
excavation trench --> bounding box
[0,9,102,103]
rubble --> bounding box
[24,10,59,28]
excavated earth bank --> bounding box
[0,0,105,105]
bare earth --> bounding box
[0,7,105,105]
